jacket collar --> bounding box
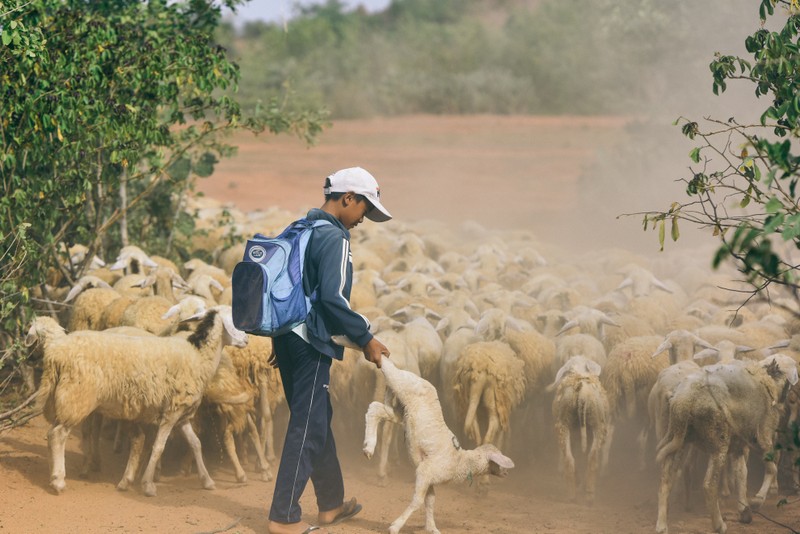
[306,208,350,239]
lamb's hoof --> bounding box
[201,478,216,491]
[235,473,247,484]
[362,443,374,459]
[655,524,668,534]
[259,470,272,482]
[739,506,752,524]
[142,481,157,497]
[116,479,130,492]
[714,521,727,534]
[50,479,66,494]
[377,475,389,488]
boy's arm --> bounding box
[313,230,374,348]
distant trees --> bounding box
[218,0,749,118]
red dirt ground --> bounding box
[2,116,798,534]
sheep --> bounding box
[555,333,607,372]
[550,356,610,504]
[363,357,515,534]
[600,335,667,471]
[651,329,714,366]
[63,277,120,331]
[109,245,159,274]
[453,340,526,449]
[37,308,247,496]
[655,354,799,534]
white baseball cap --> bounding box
[324,167,392,222]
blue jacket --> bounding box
[301,208,373,359]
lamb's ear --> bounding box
[64,284,85,303]
[162,304,181,320]
[487,451,514,469]
[693,347,718,361]
[652,339,672,358]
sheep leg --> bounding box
[117,424,145,491]
[731,453,752,524]
[703,450,728,534]
[47,423,71,494]
[586,428,604,505]
[257,381,276,463]
[179,420,216,491]
[752,450,778,510]
[601,422,614,475]
[656,444,685,534]
[139,417,179,497]
[245,412,272,481]
[636,426,648,472]
[79,412,102,478]
[221,422,247,483]
[389,474,431,534]
[423,485,440,534]
[113,419,125,453]
[556,421,576,503]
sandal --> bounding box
[320,497,362,526]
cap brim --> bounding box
[365,198,392,222]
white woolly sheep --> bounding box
[37,308,247,496]
[550,356,610,504]
[453,340,526,449]
[363,357,515,534]
[655,354,799,534]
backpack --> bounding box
[231,218,331,336]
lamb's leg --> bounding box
[245,412,272,481]
[47,423,71,494]
[377,414,395,487]
[556,421,576,502]
[179,420,216,491]
[704,449,728,534]
[423,485,440,534]
[389,475,431,534]
[113,419,125,453]
[117,424,145,491]
[363,401,398,459]
[637,426,649,472]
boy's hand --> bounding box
[362,337,390,368]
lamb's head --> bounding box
[25,316,66,349]
[182,306,248,349]
[475,443,515,477]
[760,354,799,403]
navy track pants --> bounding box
[268,332,344,524]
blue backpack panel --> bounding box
[231,218,331,336]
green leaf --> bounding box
[671,217,680,242]
[765,197,782,214]
[689,147,701,163]
[658,219,665,251]
[2,32,11,47]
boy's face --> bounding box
[340,193,373,230]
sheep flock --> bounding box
[14,195,800,533]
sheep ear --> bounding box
[435,317,450,333]
[585,360,602,376]
[652,339,672,358]
[769,339,790,350]
[652,277,673,293]
[556,319,578,336]
[693,348,718,360]
[736,345,754,354]
[162,304,181,320]
[788,366,799,386]
[487,451,514,469]
[64,284,85,303]
[109,258,128,271]
[616,277,633,291]
[210,278,225,291]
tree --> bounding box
[641,0,800,311]
[0,0,327,392]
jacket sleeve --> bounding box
[311,228,374,348]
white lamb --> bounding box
[550,356,610,504]
[363,357,515,534]
[36,308,247,496]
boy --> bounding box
[267,167,391,534]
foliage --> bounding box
[0,0,327,376]
[219,0,751,118]
[641,0,800,305]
